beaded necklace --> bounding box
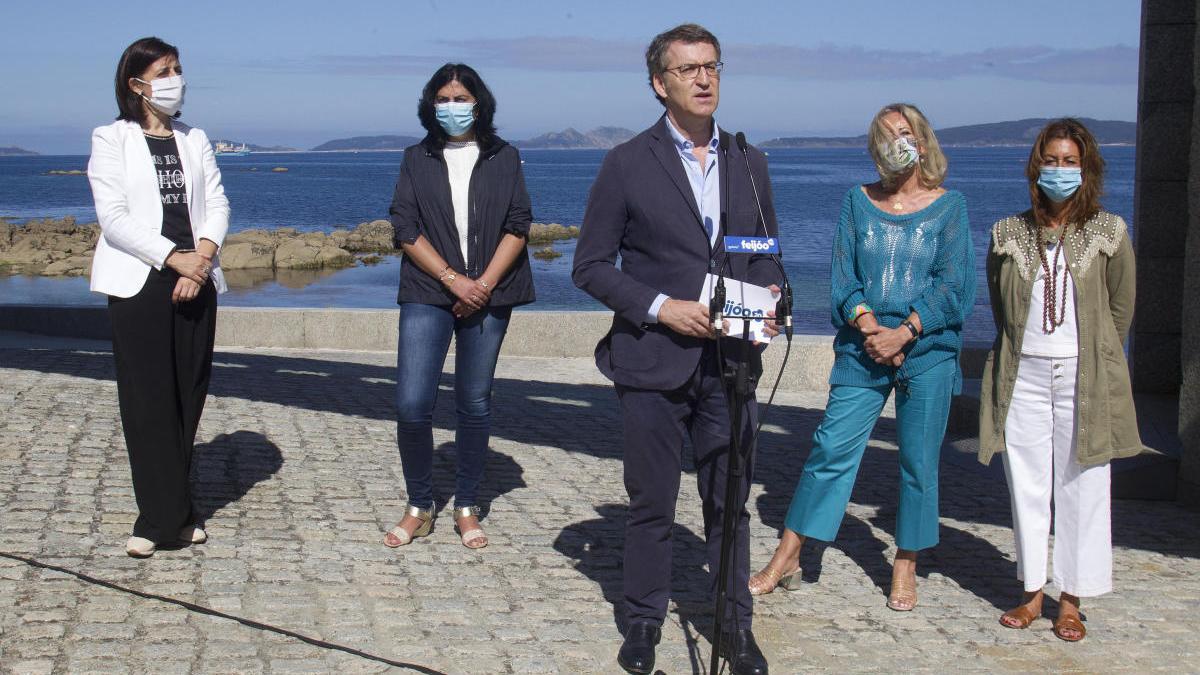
[1036,225,1070,334]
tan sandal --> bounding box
[748,564,801,596]
[453,505,488,549]
[1000,603,1040,629]
[1053,613,1086,642]
[384,504,434,547]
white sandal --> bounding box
[453,505,488,549]
[384,504,435,547]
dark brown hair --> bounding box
[114,37,179,124]
[644,24,721,106]
[1025,118,1105,229]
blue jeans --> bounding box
[395,303,512,510]
[784,358,955,551]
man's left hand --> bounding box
[755,284,783,344]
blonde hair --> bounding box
[866,103,947,189]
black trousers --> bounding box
[108,269,216,543]
[615,345,757,632]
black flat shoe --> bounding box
[617,621,661,674]
[721,628,769,675]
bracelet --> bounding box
[850,303,873,324]
[901,319,920,340]
[438,267,457,285]
[479,279,491,290]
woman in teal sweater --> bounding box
[749,103,975,611]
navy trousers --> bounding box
[616,345,756,631]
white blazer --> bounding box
[87,119,230,298]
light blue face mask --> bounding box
[435,102,475,137]
[1037,167,1082,203]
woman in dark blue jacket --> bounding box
[384,63,534,550]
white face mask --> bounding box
[135,75,186,117]
[878,135,920,174]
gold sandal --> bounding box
[453,505,488,549]
[384,504,435,547]
[748,564,801,596]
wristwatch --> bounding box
[901,319,920,340]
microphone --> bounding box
[711,132,732,334]
[735,131,793,339]
[710,276,726,333]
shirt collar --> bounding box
[664,114,720,154]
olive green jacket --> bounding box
[978,210,1145,467]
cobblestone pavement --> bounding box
[1,338,1198,673]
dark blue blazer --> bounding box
[573,116,783,391]
[389,136,535,307]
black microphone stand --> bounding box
[709,308,756,675]
[709,134,753,675]
[710,132,794,674]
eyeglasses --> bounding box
[664,61,723,81]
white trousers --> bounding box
[1002,355,1113,597]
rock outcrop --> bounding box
[1,217,580,276]
[0,217,99,276]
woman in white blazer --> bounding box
[87,37,229,558]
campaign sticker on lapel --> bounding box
[723,236,779,254]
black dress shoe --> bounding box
[721,628,769,675]
[617,621,661,674]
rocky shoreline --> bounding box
[0,217,579,277]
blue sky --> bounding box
[0,0,1141,154]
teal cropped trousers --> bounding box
[783,358,955,551]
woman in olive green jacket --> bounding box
[980,119,1143,643]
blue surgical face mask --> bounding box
[1037,167,1082,203]
[435,102,475,137]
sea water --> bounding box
[0,146,1136,345]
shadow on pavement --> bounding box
[192,430,284,524]
[427,442,527,520]
[552,502,714,669]
[4,346,1198,623]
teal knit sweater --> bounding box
[828,186,975,393]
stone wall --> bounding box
[1180,3,1200,501]
[1135,0,1199,502]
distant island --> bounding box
[311,135,423,152]
[305,118,1137,154]
[515,127,636,149]
[759,118,1136,149]
[0,146,38,156]
[310,127,638,152]
[211,139,297,153]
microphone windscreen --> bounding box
[719,132,729,153]
[735,132,747,153]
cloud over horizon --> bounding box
[265,38,1136,86]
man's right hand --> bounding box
[658,298,713,338]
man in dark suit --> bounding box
[572,23,782,675]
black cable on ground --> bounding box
[0,550,446,674]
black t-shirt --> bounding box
[144,133,195,249]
